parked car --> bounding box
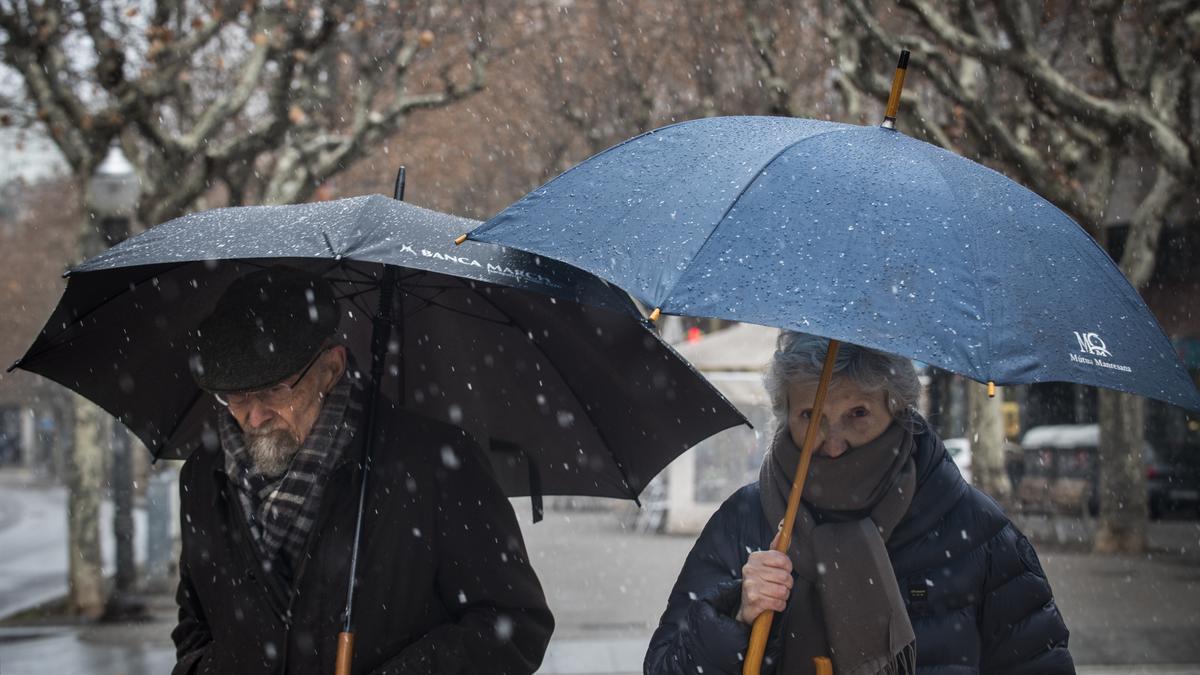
[1017,424,1200,518]
[1145,443,1200,518]
[941,437,1023,490]
[943,437,972,484]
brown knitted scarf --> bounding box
[758,421,917,675]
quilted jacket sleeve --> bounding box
[978,524,1075,674]
[644,492,777,675]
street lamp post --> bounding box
[89,145,140,246]
[88,145,139,601]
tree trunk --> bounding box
[658,316,685,345]
[67,204,112,618]
[111,423,136,594]
[967,381,1011,501]
[1093,389,1147,554]
[68,394,107,618]
[1092,168,1170,555]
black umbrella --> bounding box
[12,180,746,673]
[14,191,744,497]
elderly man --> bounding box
[171,266,553,675]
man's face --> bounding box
[225,345,346,477]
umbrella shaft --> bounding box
[340,266,398,660]
[743,340,841,675]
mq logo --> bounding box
[1069,331,1131,373]
[1073,331,1111,357]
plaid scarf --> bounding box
[219,371,363,585]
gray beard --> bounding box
[245,429,301,478]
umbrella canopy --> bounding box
[469,115,1200,411]
[13,194,746,501]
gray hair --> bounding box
[764,331,919,428]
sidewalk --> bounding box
[0,470,147,621]
[1,506,1198,673]
[1013,511,1200,561]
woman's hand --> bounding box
[735,530,793,625]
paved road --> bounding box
[0,477,147,621]
[523,509,1200,673]
[1,498,1198,674]
[0,484,72,621]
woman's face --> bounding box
[786,377,892,458]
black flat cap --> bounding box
[191,266,339,393]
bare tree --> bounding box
[519,0,704,180]
[481,0,838,197]
[967,382,1012,500]
[325,0,841,220]
[819,0,1199,552]
[0,0,493,225]
[0,0,496,614]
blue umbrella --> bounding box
[465,113,1199,412]
[466,54,1200,673]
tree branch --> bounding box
[178,38,270,152]
[744,3,795,117]
[905,0,1195,178]
[843,0,1105,228]
[78,0,125,92]
[1120,168,1177,289]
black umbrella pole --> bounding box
[336,266,397,675]
[743,340,841,675]
[393,166,406,201]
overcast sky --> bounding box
[1,129,67,187]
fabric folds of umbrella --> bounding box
[470,116,1200,410]
[14,195,747,501]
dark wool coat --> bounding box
[645,423,1074,675]
[171,405,554,675]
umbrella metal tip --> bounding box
[648,307,662,322]
[987,381,996,398]
[454,234,468,246]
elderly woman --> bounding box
[645,332,1073,675]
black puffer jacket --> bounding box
[645,422,1074,675]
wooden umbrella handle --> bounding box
[881,49,911,129]
[742,340,841,675]
[335,631,355,675]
